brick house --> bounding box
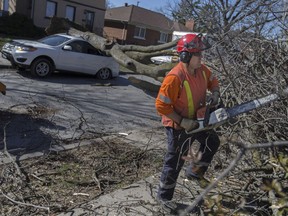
[104,3,192,46]
[0,0,106,35]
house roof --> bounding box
[105,5,174,32]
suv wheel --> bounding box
[31,58,53,78]
[97,68,111,80]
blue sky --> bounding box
[110,0,169,11]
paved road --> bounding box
[0,66,162,155]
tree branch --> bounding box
[180,140,288,215]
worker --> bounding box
[155,33,221,214]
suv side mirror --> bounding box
[63,45,72,51]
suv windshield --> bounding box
[38,35,71,46]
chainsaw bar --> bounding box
[226,92,280,118]
[187,87,288,134]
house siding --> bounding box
[104,22,172,46]
[126,25,171,46]
[104,21,127,44]
[104,5,174,46]
[0,0,105,35]
[104,21,172,46]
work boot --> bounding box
[157,197,178,215]
[185,167,210,189]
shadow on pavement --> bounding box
[16,69,131,86]
[16,69,161,98]
[0,110,65,156]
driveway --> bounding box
[0,68,162,155]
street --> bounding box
[0,68,162,154]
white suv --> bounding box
[1,34,119,79]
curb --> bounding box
[0,65,11,69]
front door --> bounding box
[84,10,94,32]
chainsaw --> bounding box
[0,82,6,95]
[188,88,288,134]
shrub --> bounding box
[0,13,45,38]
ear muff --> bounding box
[179,51,192,63]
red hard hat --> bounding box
[176,33,207,53]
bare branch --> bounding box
[0,190,50,212]
[181,140,288,215]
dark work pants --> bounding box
[157,127,220,201]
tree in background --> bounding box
[165,0,287,140]
[106,0,114,9]
[169,0,284,36]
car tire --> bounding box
[97,68,111,80]
[31,58,53,78]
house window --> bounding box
[84,10,94,31]
[159,32,168,43]
[3,0,9,11]
[66,5,75,21]
[134,26,146,39]
[46,0,57,18]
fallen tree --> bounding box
[46,17,178,82]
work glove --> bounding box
[209,91,220,106]
[180,118,199,132]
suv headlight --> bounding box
[15,46,37,52]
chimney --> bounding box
[125,3,128,7]
[185,20,194,31]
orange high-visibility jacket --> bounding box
[155,62,219,129]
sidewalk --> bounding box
[56,172,202,216]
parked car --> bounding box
[150,55,179,65]
[1,34,119,79]
[150,47,179,65]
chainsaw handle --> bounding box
[203,99,213,127]
[186,108,230,134]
